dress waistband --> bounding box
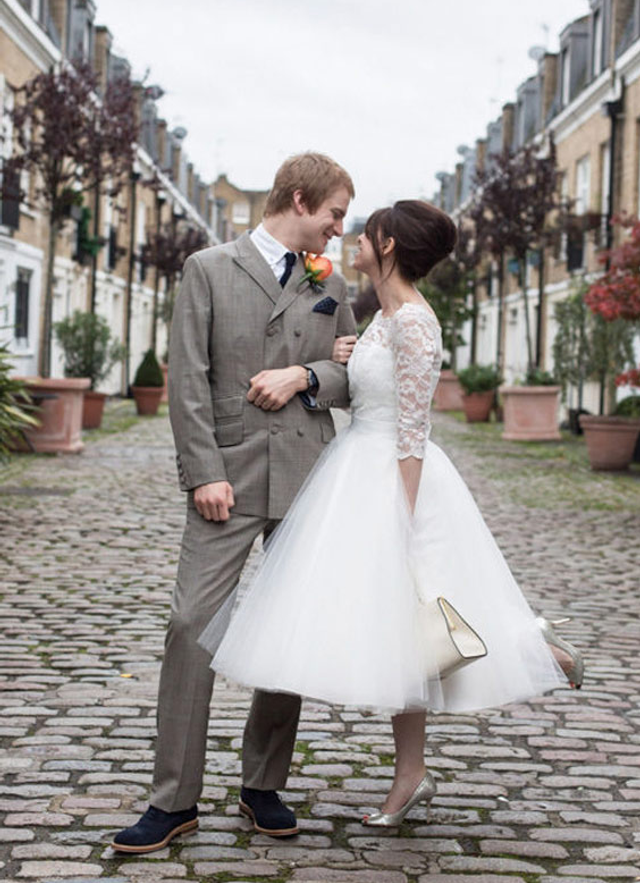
[350,414,397,437]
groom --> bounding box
[112,153,356,852]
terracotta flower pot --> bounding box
[160,363,169,404]
[579,414,640,471]
[16,376,90,453]
[82,390,107,429]
[462,390,494,423]
[132,386,163,416]
[500,385,562,441]
[433,369,464,411]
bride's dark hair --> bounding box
[364,200,457,281]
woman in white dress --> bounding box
[199,200,582,827]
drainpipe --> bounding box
[601,79,625,415]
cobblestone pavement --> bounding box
[1,404,639,883]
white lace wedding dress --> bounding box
[199,303,565,712]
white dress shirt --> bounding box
[249,223,318,404]
[250,223,296,280]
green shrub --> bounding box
[54,310,125,390]
[0,342,39,461]
[524,367,557,386]
[456,364,502,394]
[133,349,164,387]
[614,395,640,418]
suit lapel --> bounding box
[232,232,282,306]
[268,254,306,323]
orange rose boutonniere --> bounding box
[298,254,333,293]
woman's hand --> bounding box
[332,335,357,364]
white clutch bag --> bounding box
[420,596,487,680]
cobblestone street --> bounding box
[1,404,639,883]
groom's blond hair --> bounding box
[264,152,355,217]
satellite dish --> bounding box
[528,45,546,62]
[145,85,165,101]
[172,126,188,140]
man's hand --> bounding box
[194,481,235,522]
[332,335,357,364]
[247,366,307,411]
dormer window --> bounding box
[561,47,571,106]
[593,8,604,75]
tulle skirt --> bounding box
[199,415,565,713]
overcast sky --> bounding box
[97,0,589,225]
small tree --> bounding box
[144,223,209,357]
[471,144,562,372]
[6,63,137,377]
[584,214,640,412]
[54,310,125,390]
[417,244,474,370]
[552,286,591,411]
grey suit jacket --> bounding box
[168,232,356,519]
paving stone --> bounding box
[1,409,639,882]
[16,861,104,877]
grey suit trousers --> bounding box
[150,499,301,812]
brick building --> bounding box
[434,0,640,415]
[0,0,217,392]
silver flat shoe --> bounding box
[536,616,584,689]
[362,771,436,827]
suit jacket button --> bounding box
[294,328,302,337]
[271,425,279,435]
[297,428,304,437]
[266,326,277,337]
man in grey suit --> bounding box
[112,153,356,853]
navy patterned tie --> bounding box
[279,252,297,287]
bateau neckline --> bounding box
[377,302,437,321]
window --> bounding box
[593,8,603,76]
[232,200,250,225]
[600,142,610,246]
[561,48,571,106]
[15,269,31,339]
[575,155,591,214]
[559,172,569,261]
[0,83,20,231]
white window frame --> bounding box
[232,200,250,225]
[593,8,603,77]
[560,171,569,261]
[575,155,591,216]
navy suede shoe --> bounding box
[111,804,198,853]
[239,787,299,836]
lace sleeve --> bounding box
[392,307,441,460]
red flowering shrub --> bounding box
[584,215,640,321]
[585,215,640,389]
[616,368,640,388]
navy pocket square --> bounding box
[312,296,339,316]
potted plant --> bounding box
[500,367,562,441]
[552,287,592,434]
[581,217,640,470]
[0,340,39,458]
[132,350,164,415]
[456,364,502,423]
[54,310,125,429]
[433,363,465,411]
[580,369,640,471]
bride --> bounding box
[199,199,582,826]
